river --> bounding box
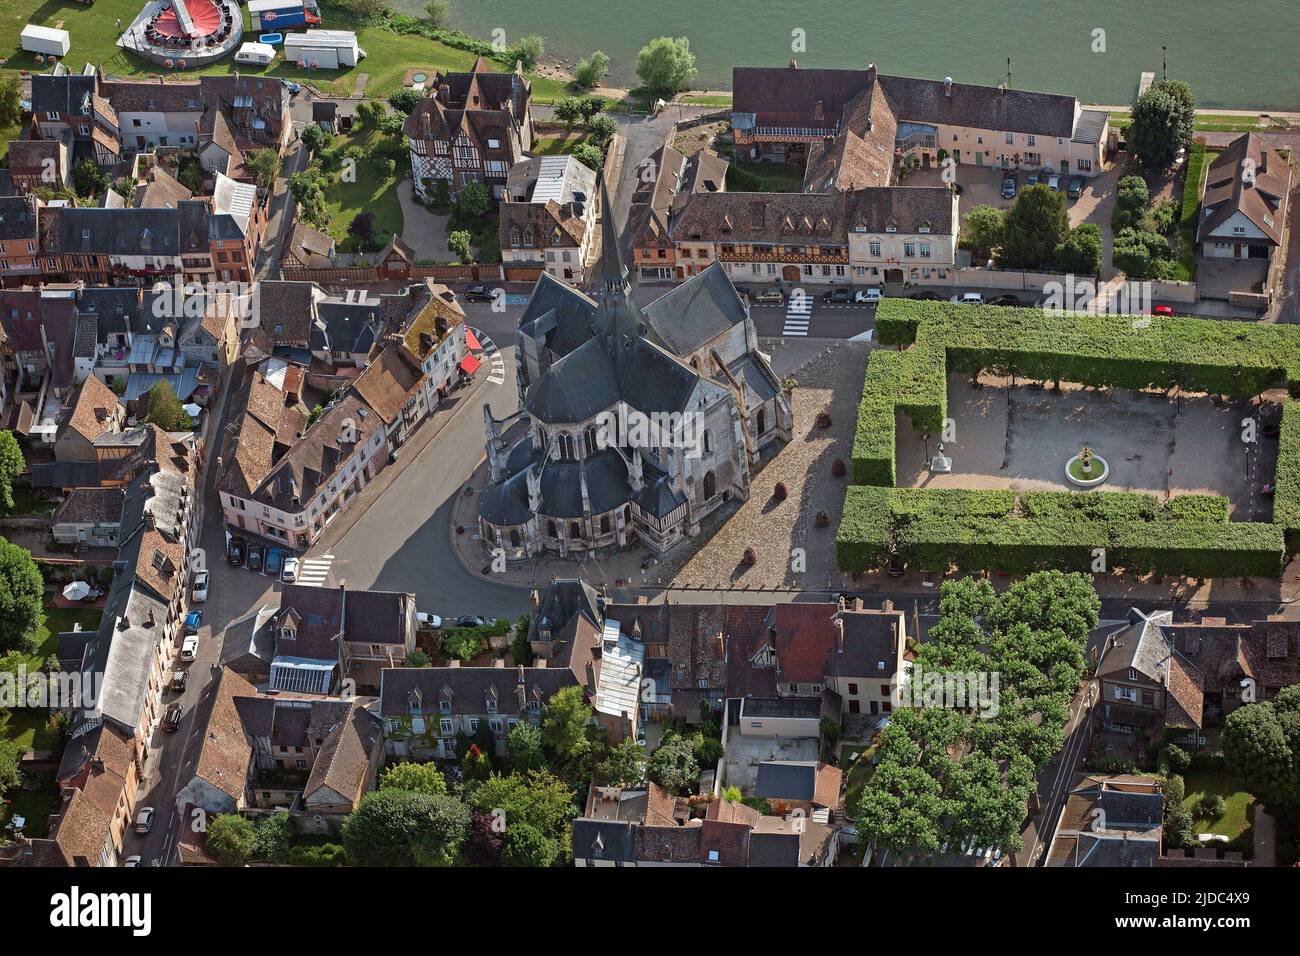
[390,0,1300,110]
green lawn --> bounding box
[0,771,59,839]
[320,126,405,248]
[5,486,56,517]
[1183,768,1256,846]
[0,606,102,753]
[2,0,566,102]
[679,93,733,107]
[839,741,877,813]
[1109,111,1278,134]
[727,160,805,193]
[533,131,589,156]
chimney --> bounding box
[530,588,540,616]
[585,660,596,693]
[715,631,724,661]
[852,597,864,612]
[943,76,953,97]
[788,58,798,70]
[882,599,894,613]
[867,62,878,83]
[438,83,450,103]
[836,617,844,654]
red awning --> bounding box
[459,354,482,375]
[464,327,482,351]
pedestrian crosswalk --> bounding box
[469,328,508,385]
[783,296,813,336]
[294,554,335,587]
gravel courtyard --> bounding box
[896,374,1279,520]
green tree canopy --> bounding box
[378,760,448,796]
[596,738,647,787]
[1128,80,1195,171]
[513,35,545,71]
[636,37,697,97]
[0,430,25,512]
[206,814,256,866]
[243,149,281,190]
[0,539,44,653]
[1222,685,1300,813]
[505,720,546,773]
[424,0,450,27]
[501,821,557,867]
[647,733,700,795]
[959,205,1005,260]
[465,770,576,847]
[0,77,22,130]
[1054,223,1102,276]
[997,185,1068,269]
[575,51,610,90]
[541,684,594,772]
[144,380,192,431]
[341,789,470,866]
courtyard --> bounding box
[896,373,1278,522]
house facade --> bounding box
[500,155,598,284]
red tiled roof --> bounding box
[770,603,839,683]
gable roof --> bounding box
[1198,132,1290,246]
[59,374,120,444]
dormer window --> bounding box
[439,698,451,714]
[1128,668,1137,681]
[485,698,497,713]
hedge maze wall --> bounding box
[841,300,1300,577]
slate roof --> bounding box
[1046,775,1164,868]
[640,263,749,355]
[571,819,636,865]
[753,760,842,807]
[0,196,38,241]
[378,665,574,719]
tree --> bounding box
[0,431,25,513]
[341,789,470,867]
[1223,687,1300,813]
[552,96,583,131]
[0,539,44,653]
[447,230,472,262]
[330,0,385,13]
[596,738,647,786]
[505,720,546,773]
[243,149,280,190]
[585,115,617,148]
[1127,80,1195,171]
[575,51,610,90]
[502,821,557,867]
[348,211,377,248]
[0,741,21,801]
[541,685,594,771]
[206,814,256,866]
[647,733,700,795]
[465,811,506,865]
[252,812,295,863]
[997,185,1069,269]
[1054,222,1102,275]
[388,88,423,115]
[577,95,606,122]
[571,142,605,172]
[465,770,576,848]
[449,180,492,228]
[144,380,191,431]
[355,99,386,132]
[0,77,22,131]
[462,742,492,782]
[513,35,545,71]
[424,0,450,27]
[636,37,697,97]
[299,123,331,154]
[959,205,1005,259]
[1112,227,1174,279]
[1112,174,1150,230]
[72,158,108,199]
[378,761,447,796]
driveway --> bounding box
[396,179,451,262]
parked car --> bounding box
[417,612,443,629]
[1046,175,1061,192]
[909,290,944,301]
[191,568,208,603]
[950,292,985,305]
[463,285,498,303]
[134,807,155,834]
[1067,176,1085,199]
[163,704,183,733]
[123,856,142,867]
[821,288,853,304]
[1025,173,1040,188]
[1152,304,1174,317]
[247,544,264,573]
[988,294,1022,307]
[265,548,284,577]
[753,287,784,304]
[855,288,884,303]
[181,635,200,662]
[184,610,202,634]
[281,557,299,583]
[1001,176,1017,199]
[227,538,245,566]
[170,669,188,693]
[454,615,488,629]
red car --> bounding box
[1152,305,1174,317]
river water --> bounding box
[392,0,1300,110]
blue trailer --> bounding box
[247,0,320,32]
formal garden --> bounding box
[837,299,1300,577]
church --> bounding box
[477,177,792,560]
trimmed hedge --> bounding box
[838,486,1284,578]
[1274,399,1300,552]
[844,300,1300,577]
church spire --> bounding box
[597,171,629,297]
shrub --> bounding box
[773,482,788,501]
[1195,794,1226,820]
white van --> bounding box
[235,42,277,66]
